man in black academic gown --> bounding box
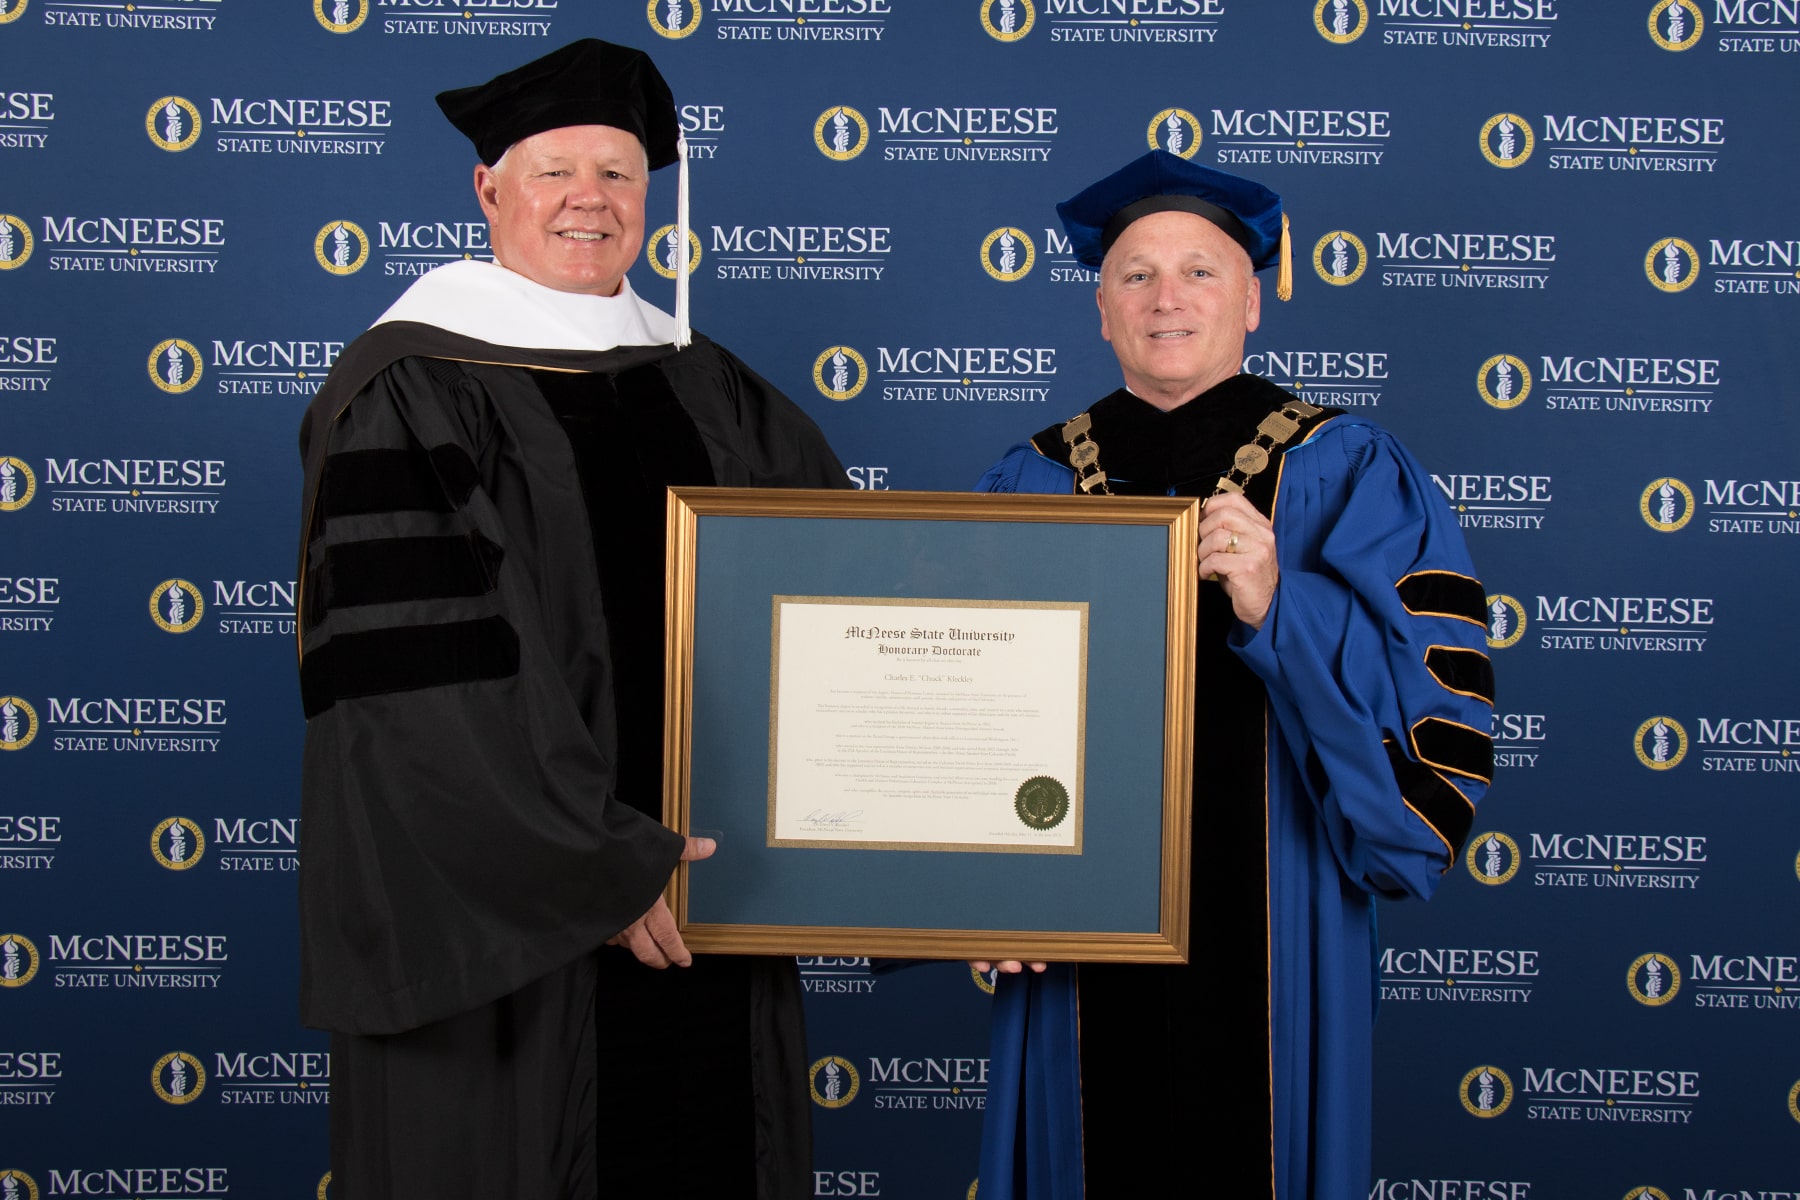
[295,40,841,1199]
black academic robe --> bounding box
[296,322,844,1198]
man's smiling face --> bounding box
[1096,209,1261,410]
[475,123,649,296]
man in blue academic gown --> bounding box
[973,152,1494,1200]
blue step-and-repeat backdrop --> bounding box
[3,2,1798,1197]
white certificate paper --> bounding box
[769,597,1086,852]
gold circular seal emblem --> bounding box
[0,933,41,987]
[809,1055,860,1108]
[315,220,370,276]
[151,816,207,870]
[1626,953,1682,1006]
[969,964,997,995]
[981,227,1036,282]
[0,458,38,512]
[151,1051,207,1104]
[1648,0,1703,50]
[813,345,867,402]
[0,696,40,751]
[1015,776,1069,830]
[647,225,702,279]
[1146,108,1202,160]
[145,96,202,153]
[1312,230,1366,286]
[1788,1079,1800,1125]
[1634,716,1688,771]
[1464,831,1520,886]
[1639,477,1694,532]
[0,214,35,270]
[0,1172,40,1200]
[1484,594,1525,650]
[1314,0,1369,43]
[0,0,28,23]
[150,579,205,633]
[968,1181,979,1200]
[148,339,203,395]
[1459,1064,1513,1117]
[980,0,1034,42]
[647,0,702,39]
[314,0,369,34]
[1477,355,1531,410]
[1479,113,1534,169]
[1625,1189,1672,1200]
[317,1172,332,1200]
[814,107,869,162]
[1644,237,1699,293]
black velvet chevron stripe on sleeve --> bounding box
[318,444,480,520]
[1411,716,1495,784]
[299,616,520,719]
[1424,645,1496,705]
[1395,570,1488,627]
[312,532,504,610]
[1383,738,1476,858]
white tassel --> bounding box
[674,132,692,348]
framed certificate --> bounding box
[663,487,1199,963]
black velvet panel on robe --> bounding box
[1030,376,1337,1200]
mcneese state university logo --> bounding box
[1491,711,1545,769]
[981,227,1034,281]
[1519,351,1721,416]
[995,0,1225,45]
[38,214,225,274]
[1648,0,1704,50]
[815,342,1058,404]
[1,575,58,634]
[678,0,891,43]
[1434,471,1552,531]
[1,1171,226,1198]
[1645,237,1700,292]
[0,697,39,750]
[1201,105,1390,168]
[149,579,205,633]
[810,1056,860,1108]
[686,221,890,283]
[1704,0,1800,53]
[0,1173,39,1200]
[647,225,702,280]
[0,214,33,268]
[0,813,64,870]
[1380,946,1539,1003]
[1479,113,1533,167]
[1318,0,1557,47]
[1473,830,1707,890]
[0,335,60,394]
[1698,234,1800,296]
[210,337,344,397]
[1244,348,1387,407]
[1369,1178,1533,1199]
[1687,714,1800,775]
[207,95,393,157]
[1458,1065,1513,1117]
[148,339,202,394]
[1367,229,1555,290]
[0,89,55,152]
[151,817,206,870]
[0,459,36,512]
[818,103,1058,164]
[153,1052,207,1104]
[1635,716,1689,770]
[1532,593,1714,655]
[1509,1063,1700,1124]
[1627,952,1682,1006]
[1485,594,1525,648]
[315,220,371,275]
[144,97,202,153]
[1147,108,1202,159]
[798,956,878,994]
[41,695,228,754]
[1534,113,1724,174]
[45,933,228,990]
[1,934,42,986]
[341,215,489,276]
[323,0,556,39]
[37,0,223,30]
[34,456,227,516]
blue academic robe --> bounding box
[975,391,1493,1200]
